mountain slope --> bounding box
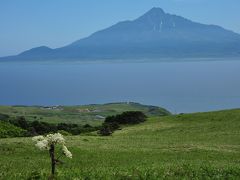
[2,7,240,61]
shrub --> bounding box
[99,111,146,136]
[9,116,29,129]
[0,113,10,121]
[105,111,147,125]
[0,121,26,138]
[98,125,113,136]
[5,116,99,137]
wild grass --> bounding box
[0,109,240,179]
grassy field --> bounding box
[0,102,170,126]
[0,108,240,179]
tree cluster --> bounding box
[99,111,147,136]
[1,115,99,136]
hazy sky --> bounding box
[0,0,239,56]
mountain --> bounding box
[2,7,240,61]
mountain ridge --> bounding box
[1,7,240,61]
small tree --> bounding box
[98,125,112,136]
[32,133,72,177]
[105,111,147,125]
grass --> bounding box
[0,109,240,179]
[0,121,26,138]
[0,102,170,126]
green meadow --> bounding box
[0,108,240,179]
[0,102,169,126]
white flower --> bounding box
[32,133,72,159]
[62,145,72,158]
[36,139,49,150]
[46,133,65,144]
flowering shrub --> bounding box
[32,133,72,176]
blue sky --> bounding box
[0,0,239,56]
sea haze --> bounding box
[0,59,240,113]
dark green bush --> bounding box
[99,111,146,136]
[0,113,10,121]
[2,116,99,137]
[105,111,147,125]
[98,125,113,136]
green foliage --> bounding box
[99,111,146,136]
[6,116,99,136]
[57,130,72,136]
[105,111,147,124]
[0,109,240,179]
[0,121,26,138]
[0,102,170,125]
[0,113,10,121]
[98,125,113,136]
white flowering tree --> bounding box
[32,133,72,176]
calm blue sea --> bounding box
[0,59,240,113]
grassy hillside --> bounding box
[0,109,240,179]
[0,102,170,126]
[0,121,26,138]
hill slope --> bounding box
[2,7,240,61]
[0,121,26,138]
[0,102,170,125]
[0,109,240,179]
